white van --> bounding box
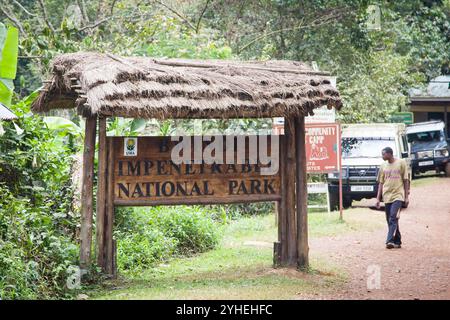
[326,123,411,210]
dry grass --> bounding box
[32,52,342,119]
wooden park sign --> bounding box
[31,53,342,278]
[110,135,281,206]
[97,133,286,275]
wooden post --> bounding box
[284,117,297,266]
[96,117,107,271]
[277,134,288,265]
[105,137,115,276]
[79,116,97,269]
[295,116,309,270]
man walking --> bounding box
[376,147,410,249]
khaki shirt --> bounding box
[377,159,409,203]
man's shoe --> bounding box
[386,242,395,249]
[393,244,401,249]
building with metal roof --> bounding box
[409,75,450,132]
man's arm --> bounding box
[403,179,410,205]
[376,165,384,209]
[402,160,410,205]
[376,182,383,209]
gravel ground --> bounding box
[310,176,450,300]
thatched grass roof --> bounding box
[0,103,17,120]
[31,52,342,119]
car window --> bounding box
[407,130,444,143]
[342,138,396,158]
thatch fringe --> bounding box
[32,52,342,119]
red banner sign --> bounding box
[305,123,340,173]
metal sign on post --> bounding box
[272,119,342,216]
[305,123,342,218]
[305,123,340,173]
[390,112,414,125]
[307,182,331,213]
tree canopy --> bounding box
[1,0,449,120]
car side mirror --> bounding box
[401,152,409,159]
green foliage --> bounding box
[43,116,83,137]
[107,118,148,136]
[0,22,18,106]
[203,0,449,122]
[0,94,78,299]
[115,206,221,273]
[0,186,78,299]
[2,1,233,95]
[113,202,275,274]
[141,16,232,59]
[149,206,220,255]
[216,203,275,221]
[117,230,177,273]
[337,50,424,123]
[1,93,76,205]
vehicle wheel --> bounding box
[445,163,450,177]
[411,171,418,180]
[329,192,339,211]
[343,197,352,209]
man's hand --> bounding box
[404,197,409,208]
[375,199,381,209]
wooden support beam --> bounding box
[105,137,115,276]
[295,116,309,270]
[96,117,107,271]
[79,116,97,269]
[284,117,297,266]
[277,134,288,266]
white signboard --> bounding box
[272,106,336,134]
[305,106,336,124]
[307,182,331,213]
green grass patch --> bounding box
[87,206,384,300]
[411,175,443,188]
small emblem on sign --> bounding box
[124,138,138,156]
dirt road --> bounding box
[310,177,450,300]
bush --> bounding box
[0,93,79,299]
[0,187,78,299]
[117,230,177,273]
[115,206,221,273]
[149,206,220,255]
[210,203,275,221]
[0,242,36,299]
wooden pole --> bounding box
[96,117,107,271]
[295,116,309,270]
[276,134,288,266]
[284,117,297,266]
[105,137,115,276]
[79,116,97,269]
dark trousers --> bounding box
[385,200,402,245]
